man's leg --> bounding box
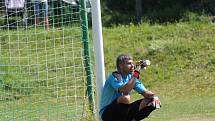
[139,98,153,110]
[117,95,131,104]
[102,96,131,121]
[102,99,122,121]
[135,106,155,120]
[125,98,156,121]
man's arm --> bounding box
[118,76,136,94]
[142,90,155,98]
[118,71,139,94]
[133,79,155,98]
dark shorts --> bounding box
[102,99,156,121]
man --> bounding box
[32,0,49,29]
[99,54,161,121]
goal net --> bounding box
[0,0,95,120]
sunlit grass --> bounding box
[0,20,215,120]
[102,21,215,120]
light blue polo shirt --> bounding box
[99,72,146,118]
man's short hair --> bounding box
[116,54,132,71]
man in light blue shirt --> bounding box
[99,54,160,121]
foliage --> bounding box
[101,0,215,26]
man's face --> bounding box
[120,59,134,74]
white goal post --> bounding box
[91,0,106,119]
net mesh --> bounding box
[0,0,94,120]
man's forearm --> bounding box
[118,77,136,94]
[142,90,155,98]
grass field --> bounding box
[0,20,215,120]
[102,21,215,121]
[0,26,93,120]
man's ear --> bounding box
[119,63,124,69]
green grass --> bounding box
[0,96,89,121]
[144,96,215,121]
[0,27,92,120]
[102,21,215,120]
[0,20,215,120]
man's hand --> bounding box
[151,96,161,109]
[132,70,139,78]
[143,90,154,98]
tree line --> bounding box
[101,0,215,25]
[1,0,214,26]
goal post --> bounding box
[0,0,104,120]
[91,0,106,116]
[81,0,106,118]
[80,0,96,116]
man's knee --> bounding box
[139,98,153,110]
[117,95,131,104]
